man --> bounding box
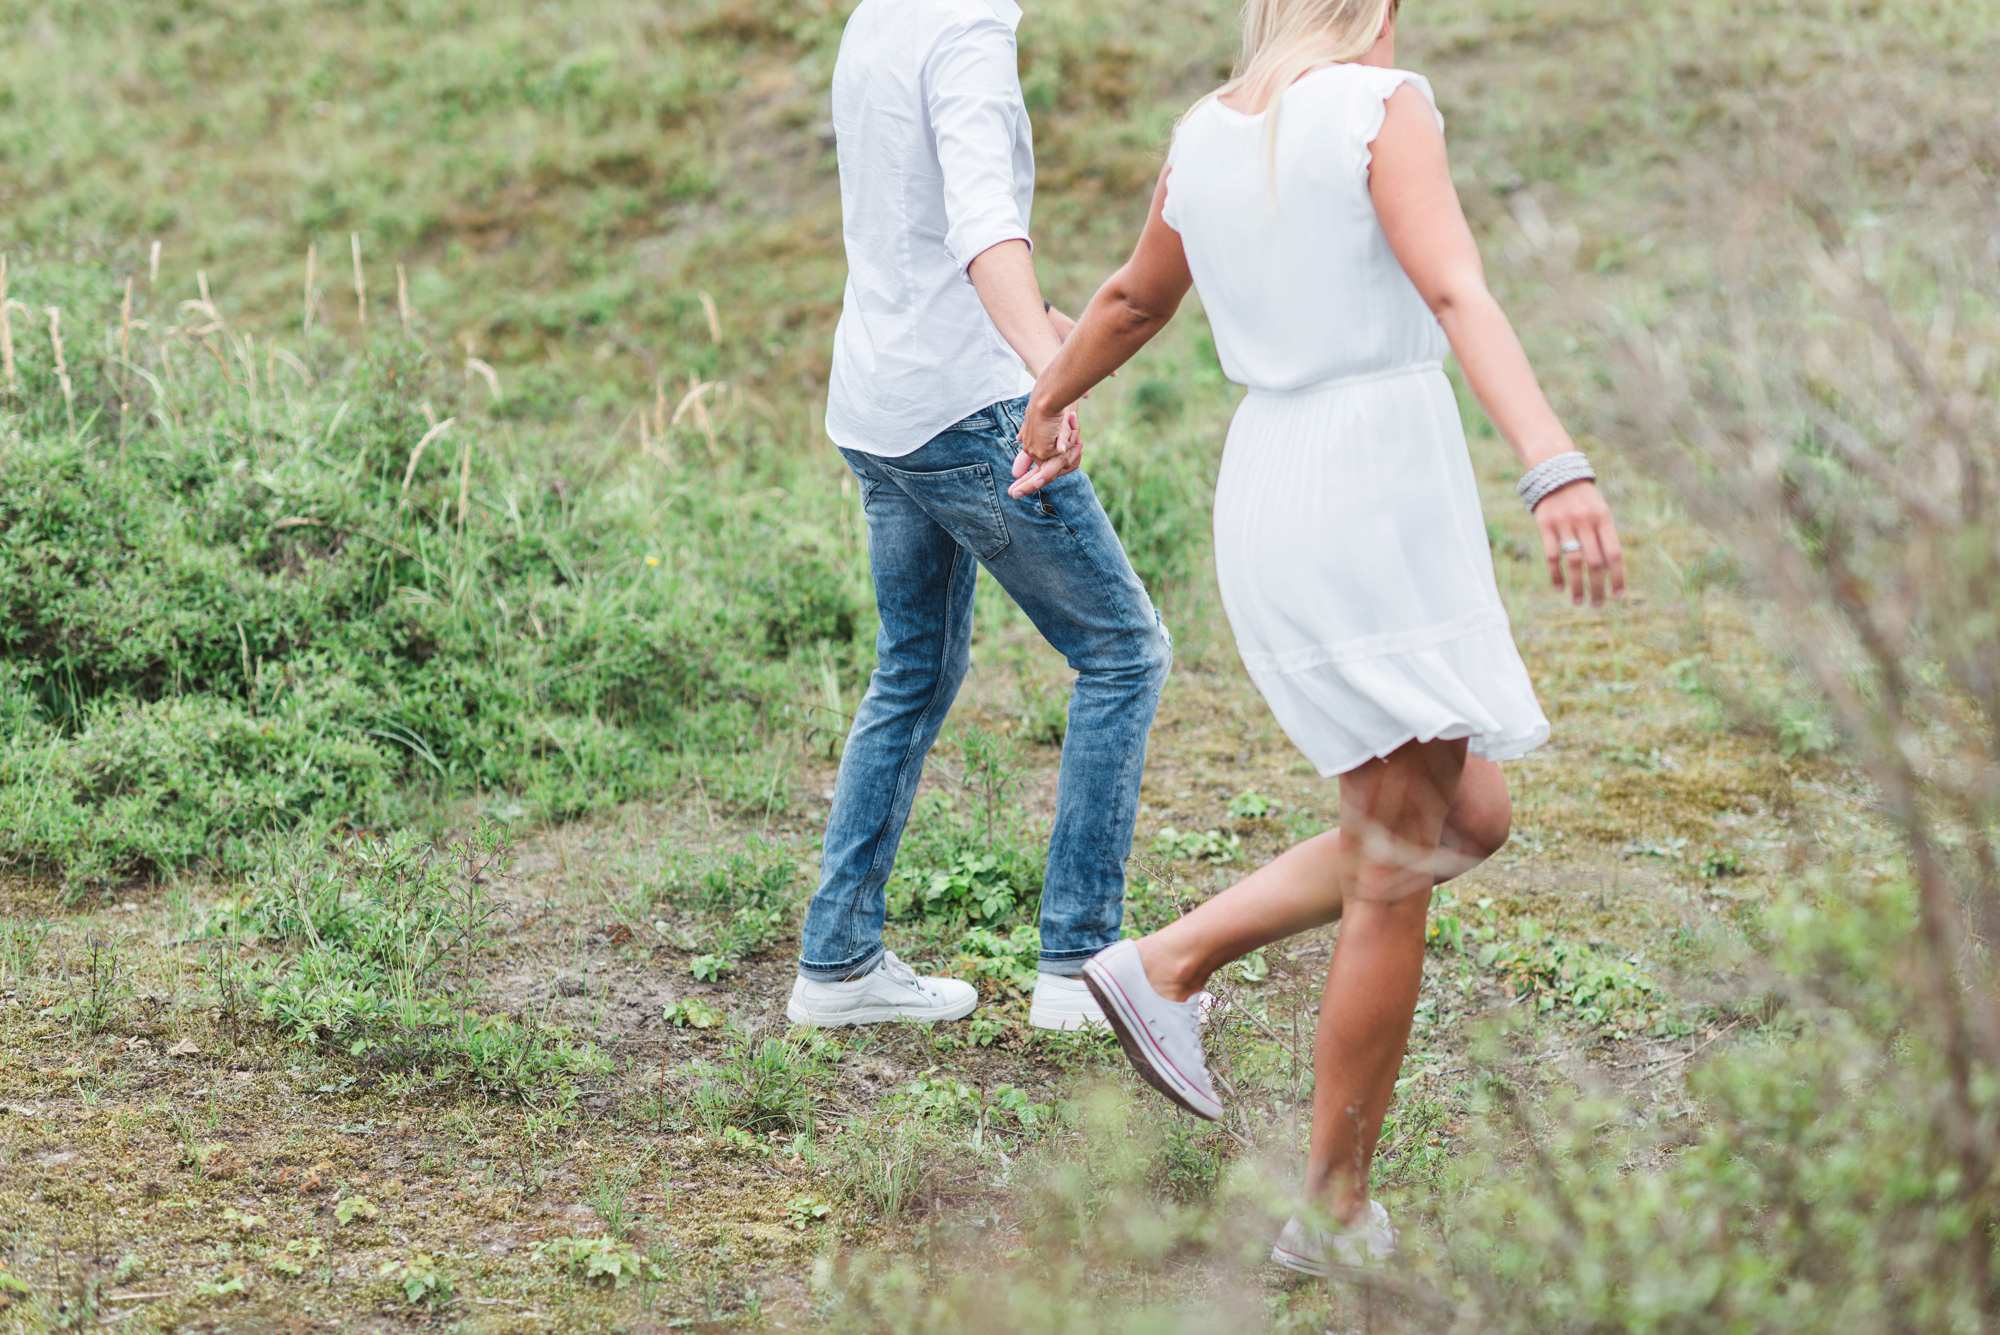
[787,0,1171,1031]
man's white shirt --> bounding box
[826,0,1036,458]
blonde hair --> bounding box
[1194,0,1399,189]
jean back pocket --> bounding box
[877,459,1011,562]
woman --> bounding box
[1012,0,1626,1274]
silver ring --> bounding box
[1560,539,1584,554]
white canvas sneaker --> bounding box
[785,951,977,1026]
[1080,939,1223,1121]
[1028,973,1106,1030]
[1269,1201,1397,1277]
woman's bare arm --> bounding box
[1012,168,1194,497]
[1370,85,1625,605]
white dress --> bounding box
[1163,64,1549,777]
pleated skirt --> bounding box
[1213,365,1550,777]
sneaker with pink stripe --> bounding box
[1080,940,1223,1122]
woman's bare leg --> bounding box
[1137,752,1509,1001]
[1306,739,1464,1221]
[1129,738,1472,1224]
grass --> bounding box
[0,281,869,889]
[1,0,1994,1327]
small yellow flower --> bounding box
[645,555,661,567]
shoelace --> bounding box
[877,951,928,997]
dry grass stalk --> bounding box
[397,263,412,333]
[303,243,317,335]
[46,306,74,434]
[117,277,136,438]
[698,290,722,344]
[350,233,367,327]
[321,400,350,454]
[272,343,310,385]
[672,378,723,456]
[0,254,15,395]
[461,339,501,402]
[638,378,675,462]
[399,417,455,507]
[148,240,161,287]
[237,333,260,400]
[192,337,235,385]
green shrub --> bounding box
[828,1117,950,1222]
[886,790,1044,929]
[956,924,1042,993]
[1428,891,1688,1038]
[687,1033,830,1137]
[1,681,399,887]
[0,258,867,890]
[540,1236,664,1290]
[1434,882,1996,1332]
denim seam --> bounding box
[992,396,1023,436]
[856,541,970,896]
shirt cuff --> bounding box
[948,224,1033,280]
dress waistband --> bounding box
[1242,361,1443,399]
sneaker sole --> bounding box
[785,996,977,1027]
[1269,1243,1331,1279]
[1080,960,1222,1122]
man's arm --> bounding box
[968,240,1063,376]
[927,20,1070,377]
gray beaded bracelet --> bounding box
[1516,451,1596,512]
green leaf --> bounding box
[334,1195,379,1227]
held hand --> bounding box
[1010,403,1082,498]
[1535,480,1625,607]
[1048,307,1077,341]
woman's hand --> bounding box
[1534,480,1625,606]
[1010,397,1081,498]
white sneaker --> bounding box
[1028,973,1106,1030]
[785,951,977,1027]
[1080,940,1223,1121]
[1270,1201,1397,1277]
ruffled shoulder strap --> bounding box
[1160,100,1215,234]
[1349,67,1443,176]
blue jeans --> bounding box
[798,395,1171,981]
